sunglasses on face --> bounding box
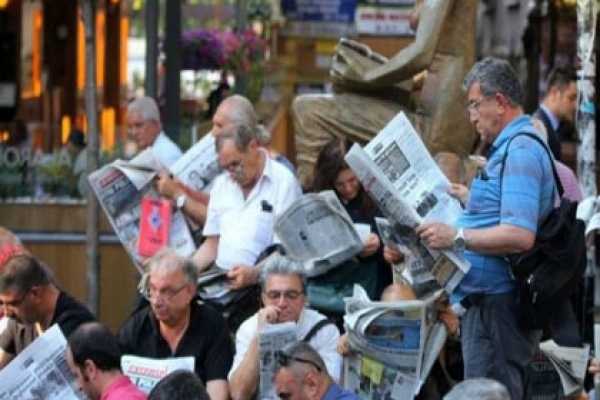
[275,350,322,372]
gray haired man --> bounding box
[228,257,341,400]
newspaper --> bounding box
[258,322,297,399]
[344,112,469,294]
[343,285,447,398]
[170,134,221,194]
[274,190,365,277]
[538,340,590,397]
[375,217,440,297]
[576,196,600,237]
[0,325,86,400]
[121,355,195,394]
[88,149,196,272]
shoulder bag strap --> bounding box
[302,318,334,342]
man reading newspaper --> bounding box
[228,257,341,400]
[416,58,556,400]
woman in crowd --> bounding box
[306,138,393,329]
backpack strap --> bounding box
[499,132,564,199]
[302,318,334,343]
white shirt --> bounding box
[203,152,302,270]
[151,131,182,168]
[229,308,342,381]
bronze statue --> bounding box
[293,0,479,184]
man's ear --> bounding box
[304,372,319,397]
[84,359,97,380]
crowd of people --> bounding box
[0,44,590,400]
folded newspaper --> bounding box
[274,190,365,277]
[576,195,600,238]
[121,355,195,394]
[344,111,470,294]
[538,340,590,397]
[88,135,220,272]
[258,322,297,399]
[0,325,86,400]
[342,285,447,399]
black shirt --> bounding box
[0,290,95,355]
[116,301,234,383]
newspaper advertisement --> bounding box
[345,112,469,294]
[170,134,221,194]
[342,285,447,399]
[274,190,365,277]
[259,322,297,399]
[0,324,86,400]
[121,355,195,394]
[538,340,590,397]
[88,149,196,272]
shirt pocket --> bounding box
[466,176,500,215]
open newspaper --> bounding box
[258,322,297,399]
[375,217,441,297]
[345,112,469,294]
[274,190,366,277]
[343,285,447,399]
[121,355,195,394]
[88,144,212,272]
[537,340,590,397]
[0,325,86,400]
[169,133,221,194]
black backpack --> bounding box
[501,133,587,330]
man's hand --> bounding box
[438,306,459,336]
[448,183,469,206]
[155,172,181,200]
[337,334,353,357]
[416,222,456,250]
[359,233,380,258]
[227,264,258,290]
[257,305,281,329]
[383,245,405,264]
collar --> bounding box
[540,104,559,131]
[322,382,343,400]
[488,115,537,159]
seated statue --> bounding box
[293,0,479,184]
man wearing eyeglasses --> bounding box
[0,247,95,370]
[274,341,359,400]
[127,96,182,168]
[533,67,578,161]
[193,124,302,290]
[416,58,556,400]
[117,249,234,400]
[228,257,341,400]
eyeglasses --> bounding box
[264,290,304,301]
[467,98,485,113]
[142,282,188,302]
[275,350,322,372]
[0,289,31,310]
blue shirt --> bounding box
[453,116,556,302]
[323,383,361,400]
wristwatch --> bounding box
[175,194,187,210]
[453,228,466,253]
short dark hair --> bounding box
[546,67,577,92]
[148,370,210,400]
[67,322,121,372]
[0,254,55,293]
[463,57,524,107]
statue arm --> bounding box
[364,0,453,85]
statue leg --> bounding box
[292,93,410,186]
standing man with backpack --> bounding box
[415,57,556,400]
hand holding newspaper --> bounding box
[342,285,447,399]
[344,111,470,294]
[0,325,86,400]
[577,195,600,238]
[88,148,195,271]
[538,340,590,397]
[121,355,195,394]
[274,190,365,277]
